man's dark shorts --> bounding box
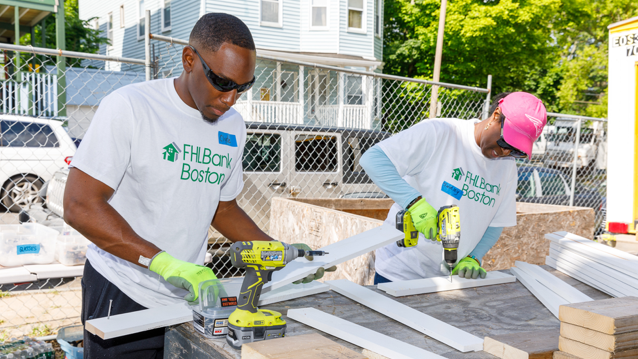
[81,260,164,359]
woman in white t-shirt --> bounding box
[360,92,547,284]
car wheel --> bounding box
[2,175,44,213]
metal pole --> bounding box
[429,0,447,119]
[145,10,151,81]
[569,118,582,207]
[482,74,492,119]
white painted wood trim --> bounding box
[263,224,402,294]
[85,302,193,340]
[83,224,400,340]
[548,243,638,296]
[86,281,331,340]
[259,281,330,306]
[553,231,638,263]
[23,264,84,279]
[377,271,516,297]
[0,267,37,285]
[545,256,623,298]
[510,267,569,318]
[545,233,638,279]
[326,279,484,352]
[514,261,592,303]
[287,307,446,359]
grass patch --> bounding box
[0,330,9,342]
[0,291,10,298]
[31,324,54,337]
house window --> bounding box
[311,0,327,28]
[107,13,113,48]
[137,0,145,40]
[346,75,363,105]
[261,0,281,26]
[348,0,364,30]
[161,0,171,31]
[120,5,125,28]
[374,0,382,36]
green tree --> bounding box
[20,0,109,67]
[384,0,562,94]
[552,0,638,117]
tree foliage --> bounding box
[383,0,638,117]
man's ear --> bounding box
[182,47,195,73]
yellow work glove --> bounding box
[452,257,487,279]
[291,243,337,284]
[149,252,218,302]
[408,198,438,240]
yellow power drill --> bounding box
[396,205,461,275]
[226,241,327,349]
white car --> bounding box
[0,115,76,212]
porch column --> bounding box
[365,70,373,129]
[298,65,304,124]
[276,61,281,102]
[338,71,344,127]
[56,0,67,117]
[246,87,253,122]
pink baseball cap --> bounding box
[498,92,547,159]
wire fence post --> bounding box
[145,10,152,81]
[570,118,582,207]
[483,74,492,119]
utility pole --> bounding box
[429,0,447,119]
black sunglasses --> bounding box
[189,45,255,93]
[496,114,527,158]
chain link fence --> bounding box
[0,36,607,337]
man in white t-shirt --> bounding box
[64,14,328,358]
[360,92,547,283]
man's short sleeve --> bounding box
[377,120,442,177]
[70,92,134,190]
[490,163,518,227]
[219,127,245,201]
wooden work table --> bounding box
[164,267,610,359]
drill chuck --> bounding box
[300,250,329,257]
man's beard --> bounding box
[200,112,219,124]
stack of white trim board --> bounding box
[544,231,638,298]
[510,260,592,318]
[555,297,638,359]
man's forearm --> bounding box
[212,200,275,242]
[64,168,161,268]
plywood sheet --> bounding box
[241,333,366,359]
[287,307,446,359]
[327,279,483,352]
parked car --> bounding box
[0,115,76,212]
[516,166,605,229]
[544,120,606,170]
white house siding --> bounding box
[338,0,373,60]
[207,0,301,52]
[299,0,339,53]
[79,0,199,73]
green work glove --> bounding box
[149,251,218,302]
[452,257,487,279]
[291,243,337,284]
[408,198,438,240]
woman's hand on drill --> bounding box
[407,198,438,240]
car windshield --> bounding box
[538,171,567,196]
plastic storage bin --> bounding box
[52,225,90,266]
[0,223,59,267]
[56,325,84,359]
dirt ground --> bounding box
[0,279,82,339]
